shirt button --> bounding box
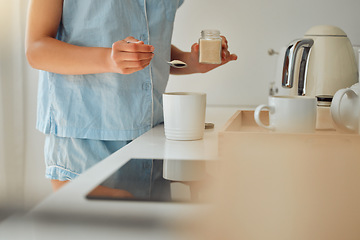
[142,82,151,91]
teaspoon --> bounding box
[126,41,187,68]
[166,59,187,68]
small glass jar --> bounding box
[199,30,222,64]
[316,95,335,130]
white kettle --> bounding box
[282,25,358,97]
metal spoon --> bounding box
[166,59,187,68]
[126,41,187,68]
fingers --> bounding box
[229,53,238,61]
[110,55,153,74]
[113,57,152,69]
[190,43,200,63]
[124,36,141,44]
[113,40,154,53]
[115,51,154,61]
[221,36,228,49]
[220,35,237,62]
[221,51,238,63]
[110,36,155,74]
[119,61,152,75]
[220,35,229,61]
[191,43,199,53]
[112,57,152,75]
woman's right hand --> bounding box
[109,36,154,74]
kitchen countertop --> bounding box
[0,106,243,240]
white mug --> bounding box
[163,92,206,140]
[254,96,317,133]
[330,83,360,133]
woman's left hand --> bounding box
[189,35,238,73]
[170,36,237,75]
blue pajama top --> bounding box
[36,0,184,140]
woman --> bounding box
[25,0,237,191]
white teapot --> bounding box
[330,83,360,133]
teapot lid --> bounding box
[305,25,347,37]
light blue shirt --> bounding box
[36,0,184,140]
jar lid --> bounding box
[201,29,221,38]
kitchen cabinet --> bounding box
[214,110,360,240]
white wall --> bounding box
[21,1,52,210]
[0,0,52,212]
[167,0,360,106]
[1,0,26,213]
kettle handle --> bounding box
[282,39,314,95]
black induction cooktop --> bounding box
[86,158,216,203]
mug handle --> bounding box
[254,105,274,130]
[331,88,358,132]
